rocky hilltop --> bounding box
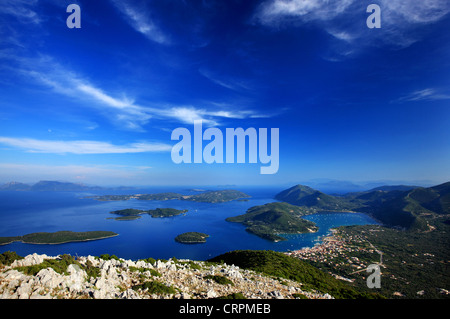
[0,252,333,300]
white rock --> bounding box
[86,255,99,267]
[66,264,87,292]
[16,281,33,299]
[36,268,63,289]
[4,269,27,281]
[206,289,217,298]
[135,260,147,268]
[167,263,177,271]
[119,289,140,299]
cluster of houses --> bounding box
[285,230,379,278]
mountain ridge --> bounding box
[275,182,450,230]
[0,180,132,192]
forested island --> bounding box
[175,232,209,244]
[86,189,250,203]
[226,202,318,242]
[109,208,188,220]
[0,231,118,245]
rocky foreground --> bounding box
[0,253,333,299]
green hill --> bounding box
[226,202,318,242]
[275,182,450,231]
[275,184,355,211]
[208,250,382,299]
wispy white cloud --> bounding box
[255,0,354,24]
[0,137,172,154]
[393,88,450,103]
[9,54,268,128]
[380,0,450,24]
[326,29,355,43]
[1,0,41,25]
[254,0,450,52]
[110,0,169,44]
[199,68,252,92]
[156,104,269,127]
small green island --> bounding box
[86,189,251,203]
[109,208,188,220]
[0,231,118,245]
[175,232,210,244]
[226,202,318,242]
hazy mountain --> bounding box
[0,181,31,191]
[0,180,105,192]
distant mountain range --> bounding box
[275,182,450,230]
[0,181,107,192]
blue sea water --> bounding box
[0,187,379,261]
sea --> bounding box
[0,186,379,261]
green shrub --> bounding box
[209,250,382,299]
[85,260,100,280]
[149,269,161,277]
[98,254,120,261]
[218,292,246,299]
[132,281,176,295]
[15,254,79,276]
[0,251,23,266]
[140,257,156,265]
[204,275,234,286]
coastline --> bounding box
[285,228,340,257]
[0,234,119,246]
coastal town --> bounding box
[285,228,384,284]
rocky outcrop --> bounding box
[0,253,333,299]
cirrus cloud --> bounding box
[254,0,450,52]
[0,137,172,154]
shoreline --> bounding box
[0,234,119,246]
[285,229,339,256]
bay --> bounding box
[0,186,379,260]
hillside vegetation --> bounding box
[226,202,318,241]
[209,250,382,299]
[275,182,450,230]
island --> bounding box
[86,189,251,203]
[148,208,188,218]
[174,232,209,244]
[226,202,318,242]
[109,208,188,220]
[0,231,118,245]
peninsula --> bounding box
[226,202,318,242]
[0,231,118,245]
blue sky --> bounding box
[0,0,449,187]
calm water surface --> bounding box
[0,187,379,260]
